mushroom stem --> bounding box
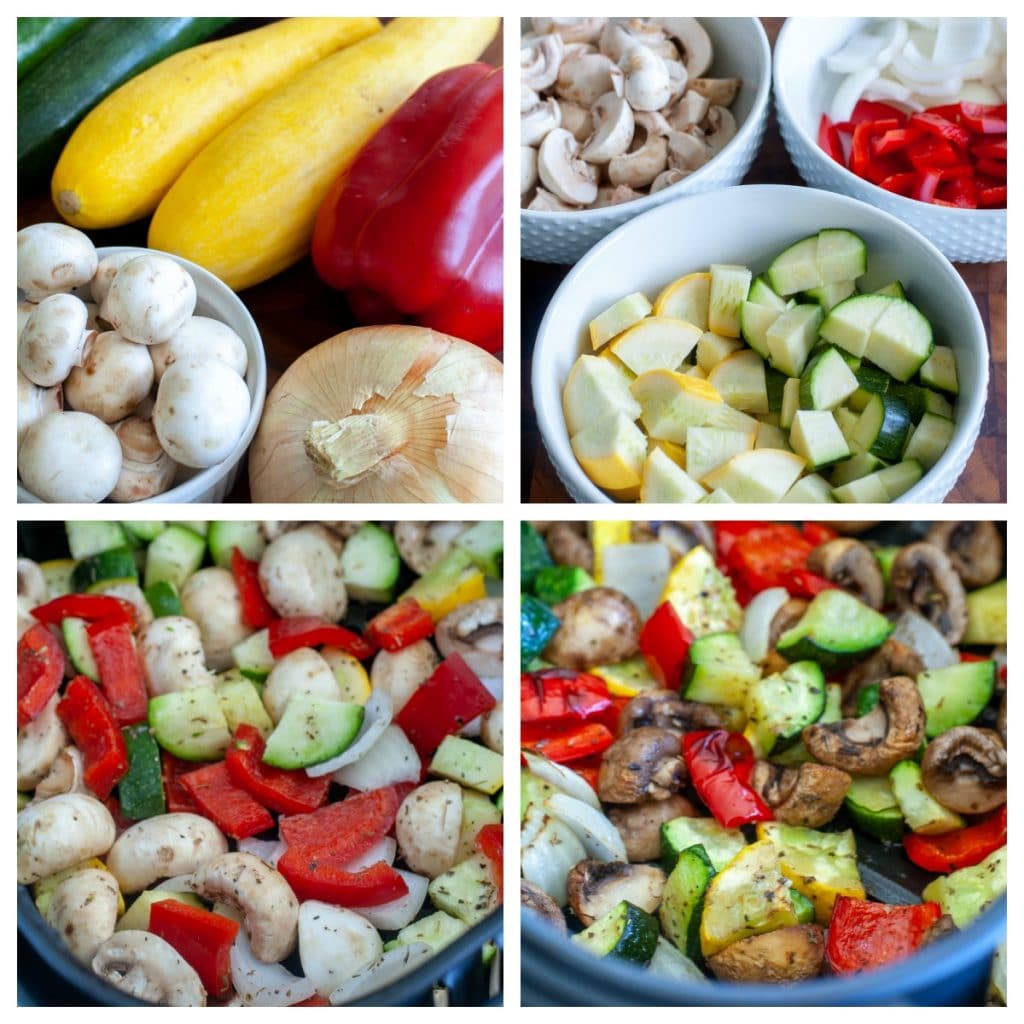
[304,413,402,485]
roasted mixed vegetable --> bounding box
[18,520,503,1006]
[520,521,1006,989]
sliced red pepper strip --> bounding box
[86,620,148,725]
[179,761,275,840]
[683,730,770,828]
[722,523,814,597]
[56,676,129,800]
[149,899,240,1000]
[978,185,1008,208]
[975,157,1007,180]
[280,787,401,861]
[277,849,409,906]
[850,99,908,125]
[639,601,694,688]
[879,172,919,196]
[904,804,1006,873]
[520,670,611,727]
[568,755,602,793]
[872,128,910,156]
[364,598,434,652]
[782,569,840,599]
[31,593,136,629]
[802,523,838,546]
[17,623,65,728]
[909,111,972,150]
[818,113,845,163]
[475,821,503,900]
[521,721,615,764]
[161,750,207,813]
[231,547,278,629]
[972,137,1007,160]
[826,896,942,973]
[225,724,331,815]
[958,102,1007,134]
[907,135,961,170]
[268,616,375,660]
[914,169,942,204]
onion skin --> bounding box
[248,325,503,503]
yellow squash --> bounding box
[148,17,499,291]
[52,18,381,229]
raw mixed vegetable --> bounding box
[562,228,961,503]
[18,520,503,1006]
[520,521,1006,989]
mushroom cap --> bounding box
[545,586,642,670]
[707,925,825,983]
[435,597,502,679]
[566,860,666,926]
[90,251,139,307]
[259,527,347,623]
[150,315,248,383]
[557,51,620,108]
[100,253,197,346]
[545,522,594,571]
[92,931,206,1006]
[807,538,885,609]
[110,417,177,503]
[521,33,564,92]
[18,410,121,503]
[18,292,94,387]
[537,129,599,206]
[619,689,723,734]
[17,222,97,302]
[521,96,562,147]
[750,761,851,828]
[891,542,968,643]
[17,369,62,446]
[607,794,697,862]
[609,114,670,188]
[921,726,1006,814]
[65,330,155,423]
[521,879,568,934]
[842,637,924,713]
[580,92,635,163]
[598,726,687,803]
[924,522,1004,590]
[181,566,252,672]
[393,521,468,575]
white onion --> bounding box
[546,793,627,862]
[330,942,435,1005]
[299,902,382,998]
[739,587,789,664]
[873,19,909,68]
[305,690,392,777]
[932,18,991,66]
[237,837,287,868]
[893,48,961,86]
[153,874,194,893]
[521,804,587,906]
[863,82,923,111]
[890,611,957,670]
[894,69,962,97]
[649,937,707,983]
[522,749,601,809]
[332,724,421,791]
[230,930,317,1007]
[344,836,397,871]
[357,870,429,930]
[830,66,882,124]
[826,27,893,74]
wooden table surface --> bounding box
[521,17,1006,504]
[17,18,502,504]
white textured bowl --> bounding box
[775,17,1006,264]
[532,184,988,504]
[521,17,772,264]
[18,246,267,504]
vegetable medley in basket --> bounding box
[18,520,503,1006]
[520,520,1006,988]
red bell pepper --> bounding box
[225,724,331,815]
[162,751,206,813]
[179,761,275,840]
[56,676,129,799]
[972,137,1007,160]
[395,651,496,757]
[17,623,65,727]
[978,184,1008,208]
[914,169,942,204]
[149,899,240,1000]
[802,523,838,547]
[231,547,278,629]
[683,730,770,828]
[904,804,1006,873]
[521,721,615,764]
[826,896,942,974]
[957,102,1007,134]
[818,114,845,163]
[872,128,910,156]
[279,786,401,862]
[312,63,503,354]
[293,995,331,1007]
[782,569,840,599]
[268,616,375,661]
[364,599,434,652]
[720,523,815,599]
[86,621,148,725]
[568,754,603,793]
[520,670,611,728]
[475,821,503,900]
[909,111,972,150]
[849,99,909,125]
[31,593,135,629]
[639,601,693,688]
[879,171,919,196]
[277,849,408,907]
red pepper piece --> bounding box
[802,523,838,546]
[280,787,401,861]
[18,623,65,728]
[904,804,1006,872]
[907,135,961,170]
[818,113,845,163]
[978,185,1008,208]
[569,755,602,793]
[364,598,435,652]
[782,569,840,599]
[871,128,910,156]
[104,794,134,834]
[879,172,919,196]
[162,751,207,813]
[591,694,632,737]
[520,670,611,727]
[850,99,908,125]
[722,523,814,597]
[914,169,943,203]
[56,676,129,799]
[975,157,1007,180]
[521,721,615,764]
[958,102,1007,134]
[268,616,375,660]
[475,821,503,900]
[31,593,136,630]
[826,896,942,973]
[639,601,694,688]
[86,621,148,725]
[231,548,278,629]
[293,995,331,1007]
[936,173,979,209]
[909,111,973,150]
[277,849,409,906]
[149,899,240,999]
[683,730,770,828]
[180,761,275,840]
[972,137,1007,160]
[225,724,331,815]
[395,652,496,757]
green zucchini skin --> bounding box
[18,17,235,183]
[17,18,90,80]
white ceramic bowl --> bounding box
[18,246,267,504]
[532,184,988,504]
[521,17,772,265]
[775,18,1006,264]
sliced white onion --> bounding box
[230,929,317,1007]
[826,26,893,74]
[305,690,392,777]
[330,942,435,1005]
[522,750,601,810]
[649,937,707,983]
[357,870,429,930]
[546,793,627,862]
[237,837,287,868]
[153,874,194,893]
[890,611,957,670]
[862,79,924,111]
[299,901,382,998]
[739,587,788,664]
[932,18,991,67]
[895,70,963,97]
[460,675,502,737]
[332,724,420,791]
[907,17,939,30]
[521,803,587,906]
[830,65,882,124]
[873,19,909,69]
[344,836,397,871]
[952,82,1002,105]
[893,46,962,86]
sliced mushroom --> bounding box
[620,45,672,112]
[667,128,711,174]
[557,51,621,108]
[623,20,678,60]
[666,90,710,130]
[607,794,697,862]
[703,105,737,156]
[891,542,968,643]
[532,17,607,45]
[545,522,594,571]
[802,675,926,776]
[92,931,206,1006]
[521,146,539,195]
[544,586,642,670]
[842,637,924,714]
[707,925,825,983]
[609,113,669,187]
[538,128,599,206]
[522,95,562,147]
[920,727,1006,814]
[598,22,639,63]
[650,168,688,192]
[558,100,593,142]
[996,693,1006,744]
[618,690,722,735]
[806,538,885,609]
[653,18,714,78]
[769,598,808,650]
[527,188,579,212]
[690,77,743,106]
[750,762,851,828]
[598,727,687,803]
[521,33,564,93]
[592,184,645,207]
[435,598,502,679]
[580,92,635,163]
[521,879,568,934]
[924,523,1004,589]
[393,521,467,575]
[567,860,667,926]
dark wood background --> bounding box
[521,17,1006,504]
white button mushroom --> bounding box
[92,931,206,1006]
[262,647,340,723]
[109,417,177,503]
[180,566,253,671]
[139,616,218,696]
[17,694,67,791]
[46,867,121,964]
[18,298,36,336]
[149,315,248,383]
[90,250,141,307]
[18,410,122,503]
[98,582,154,631]
[395,781,463,878]
[17,792,117,885]
[99,253,197,346]
[17,222,98,302]
[152,356,251,468]
[258,527,347,621]
[33,745,87,802]
[370,639,440,714]
[298,901,383,998]
[537,128,599,206]
[64,330,155,423]
[18,292,96,387]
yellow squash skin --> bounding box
[52,18,381,230]
[148,17,500,291]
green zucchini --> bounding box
[18,18,90,80]
[143,580,182,618]
[743,660,827,756]
[454,520,504,578]
[71,546,138,592]
[19,17,234,182]
[916,661,995,737]
[533,565,595,605]
[573,900,660,964]
[963,579,1007,645]
[62,617,99,681]
[66,521,128,560]
[339,523,400,603]
[681,632,760,708]
[119,724,166,820]
[207,521,266,568]
[776,589,892,672]
[922,847,1006,928]
[852,393,912,462]
[844,775,904,842]
[521,522,555,590]
[889,760,965,834]
[148,686,232,761]
[659,845,715,961]
[262,694,363,770]
[660,817,746,873]
[143,524,207,590]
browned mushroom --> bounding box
[544,587,642,670]
[545,522,594,572]
[706,925,825,983]
[920,914,958,947]
[996,694,1006,745]
[521,879,568,935]
[629,521,715,560]
[435,598,502,679]
[598,727,687,803]
[920,726,1006,814]
[802,676,925,776]
[841,638,925,714]
[566,860,666,925]
[891,542,968,644]
[830,522,874,535]
[607,795,697,862]
[769,599,808,650]
[618,690,722,735]
[806,539,885,609]
[749,762,851,828]
[925,522,1004,589]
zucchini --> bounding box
[887,380,928,423]
[659,845,715,961]
[903,413,954,470]
[686,427,754,484]
[814,229,868,285]
[889,760,965,835]
[18,18,234,182]
[916,661,995,737]
[851,393,912,462]
[873,459,923,499]
[777,589,892,672]
[747,275,787,311]
[919,346,959,395]
[143,524,207,590]
[844,775,904,842]
[743,661,827,757]
[65,521,127,560]
[262,694,364,770]
[789,410,850,470]
[148,686,232,761]
[207,521,266,568]
[767,234,822,295]
[589,656,660,698]
[707,350,769,414]
[339,523,401,603]
[62,617,99,681]
[428,853,499,927]
[682,632,760,709]
[71,546,138,592]
[118,724,166,820]
[921,847,1006,928]
[521,523,554,591]
[660,546,742,638]
[18,18,89,80]
[799,346,858,410]
[739,301,778,359]
[216,673,274,738]
[395,911,468,953]
[963,579,1007,645]
[766,304,824,377]
[848,362,890,412]
[454,520,504,579]
[121,521,166,543]
[429,736,503,795]
[116,890,202,932]
[457,791,502,861]
[533,565,595,605]
[143,580,182,618]
[660,818,746,873]
[573,900,660,965]
[39,558,75,598]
